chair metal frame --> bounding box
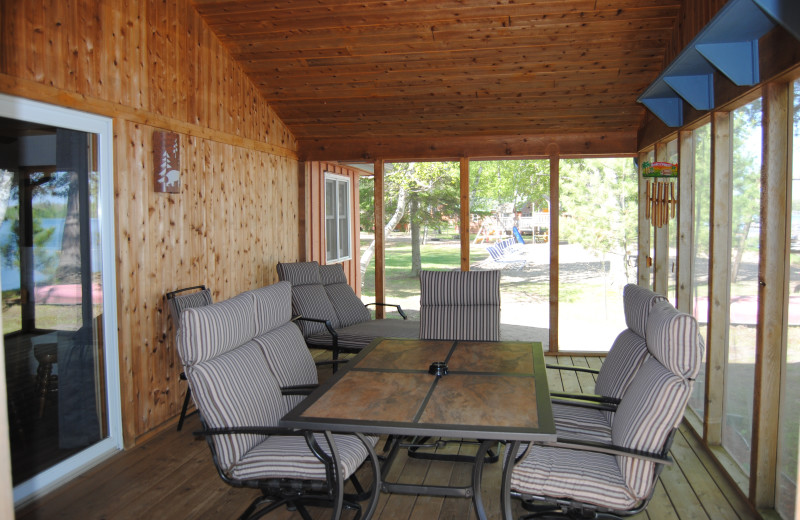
[165,284,210,431]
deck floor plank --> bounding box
[15,355,755,520]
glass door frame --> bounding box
[0,93,122,506]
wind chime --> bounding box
[643,161,678,228]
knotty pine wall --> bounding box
[305,162,364,295]
[0,0,301,444]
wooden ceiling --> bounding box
[192,0,682,159]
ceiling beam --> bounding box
[298,131,637,162]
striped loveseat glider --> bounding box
[418,269,502,342]
[502,299,704,519]
[176,281,381,519]
[277,261,419,361]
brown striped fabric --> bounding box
[319,263,372,328]
[645,301,704,381]
[177,282,377,483]
[277,261,341,337]
[622,283,668,337]
[419,270,501,341]
[510,291,703,513]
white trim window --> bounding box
[325,172,351,262]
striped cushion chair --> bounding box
[277,261,419,362]
[165,285,213,431]
[502,300,703,519]
[548,284,668,441]
[177,289,381,520]
[418,269,501,341]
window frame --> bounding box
[324,172,352,263]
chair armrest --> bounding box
[365,302,408,320]
[294,316,339,339]
[544,438,673,465]
[197,425,297,437]
[281,384,318,396]
[550,392,621,405]
[546,363,600,375]
[551,396,618,412]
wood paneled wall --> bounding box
[0,0,301,443]
[304,162,363,295]
[663,0,728,66]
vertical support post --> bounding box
[460,157,470,271]
[653,143,669,296]
[637,152,651,288]
[548,148,559,353]
[676,130,695,313]
[750,81,789,508]
[706,110,732,445]
[374,159,386,319]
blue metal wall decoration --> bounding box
[638,0,800,127]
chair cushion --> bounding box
[622,284,667,337]
[277,261,324,286]
[419,270,501,306]
[277,262,341,337]
[511,445,638,510]
[185,341,288,472]
[232,433,378,481]
[320,264,372,328]
[419,305,500,341]
[254,323,318,410]
[551,403,612,444]
[249,282,293,336]
[594,329,649,404]
[645,301,704,380]
[305,318,420,351]
[178,294,255,365]
[611,357,691,499]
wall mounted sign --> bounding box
[153,130,180,193]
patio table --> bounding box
[280,337,556,520]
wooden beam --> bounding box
[460,157,470,271]
[676,130,694,313]
[549,147,559,353]
[299,132,637,162]
[750,81,790,508]
[653,143,669,296]
[705,110,732,446]
[637,151,652,288]
[374,159,386,319]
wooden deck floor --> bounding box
[16,354,759,520]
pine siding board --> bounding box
[0,0,299,442]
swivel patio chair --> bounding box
[177,287,381,520]
[546,283,667,441]
[277,261,419,364]
[501,300,703,519]
[410,269,502,463]
[547,283,667,405]
[166,285,213,431]
[418,269,502,342]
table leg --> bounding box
[471,439,494,520]
[500,441,521,520]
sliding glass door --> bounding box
[0,94,121,504]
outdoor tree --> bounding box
[559,158,638,283]
[358,162,460,279]
[728,99,763,283]
[469,160,549,216]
